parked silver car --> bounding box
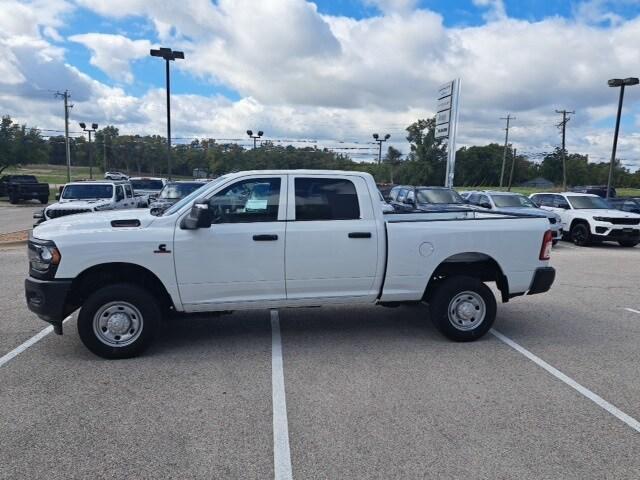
[466,191,564,244]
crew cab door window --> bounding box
[124,185,133,198]
[174,176,287,307]
[285,175,380,301]
[115,186,124,202]
[294,178,359,220]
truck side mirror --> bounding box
[180,199,212,230]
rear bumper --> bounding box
[24,277,73,334]
[527,267,556,295]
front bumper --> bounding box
[24,277,73,334]
[592,226,640,242]
[527,267,556,295]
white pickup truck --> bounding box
[25,170,555,359]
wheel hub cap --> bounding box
[447,291,487,331]
[92,301,144,347]
[106,312,131,335]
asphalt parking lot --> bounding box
[0,200,47,234]
[1,241,639,479]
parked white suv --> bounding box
[530,192,640,247]
[43,181,138,221]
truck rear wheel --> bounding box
[428,276,496,342]
[77,283,161,359]
[9,193,19,204]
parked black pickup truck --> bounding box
[0,175,50,204]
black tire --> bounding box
[77,283,161,359]
[619,239,639,248]
[9,194,19,204]
[570,222,591,246]
[552,239,558,246]
[39,196,49,204]
[428,276,496,342]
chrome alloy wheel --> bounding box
[447,291,486,331]
[93,301,144,347]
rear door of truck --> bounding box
[284,174,383,301]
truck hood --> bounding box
[33,209,157,239]
[494,207,556,219]
[577,209,640,218]
[52,199,112,208]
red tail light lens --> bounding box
[539,230,553,260]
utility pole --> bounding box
[55,90,73,182]
[103,134,108,172]
[499,114,515,187]
[555,109,574,191]
[507,147,517,191]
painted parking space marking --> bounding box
[491,328,640,433]
[624,308,640,315]
[271,310,293,480]
[0,316,72,368]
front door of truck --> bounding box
[174,175,287,308]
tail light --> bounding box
[539,230,553,260]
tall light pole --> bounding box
[373,133,390,164]
[606,77,639,199]
[246,130,263,149]
[150,47,184,179]
[79,122,98,179]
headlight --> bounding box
[94,204,114,211]
[593,216,607,222]
[28,240,61,279]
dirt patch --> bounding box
[0,229,29,245]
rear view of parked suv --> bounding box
[531,192,640,247]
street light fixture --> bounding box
[150,47,185,179]
[246,130,264,149]
[79,122,98,179]
[606,77,639,198]
[372,133,391,164]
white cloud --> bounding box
[2,0,640,170]
[68,33,153,83]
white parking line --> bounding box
[491,328,640,433]
[0,316,72,368]
[271,310,293,480]
[624,308,640,315]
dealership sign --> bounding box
[435,78,461,187]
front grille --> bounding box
[548,217,557,224]
[607,218,640,225]
[46,208,91,219]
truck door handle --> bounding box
[253,234,278,241]
[348,232,372,238]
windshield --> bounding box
[163,176,228,216]
[416,188,464,204]
[10,175,38,183]
[568,195,609,209]
[62,184,113,200]
[159,182,204,200]
[131,179,164,191]
[492,194,536,208]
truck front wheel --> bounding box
[428,276,496,342]
[77,283,161,359]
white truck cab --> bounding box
[26,170,556,359]
[43,181,137,221]
[530,192,640,247]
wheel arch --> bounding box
[423,252,509,303]
[65,262,175,314]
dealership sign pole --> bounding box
[435,79,461,188]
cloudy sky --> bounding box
[1,0,640,168]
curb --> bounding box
[0,240,27,248]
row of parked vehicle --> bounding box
[29,171,210,225]
[379,185,640,248]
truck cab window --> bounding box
[209,178,280,223]
[295,178,360,221]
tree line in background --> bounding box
[1,114,639,188]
